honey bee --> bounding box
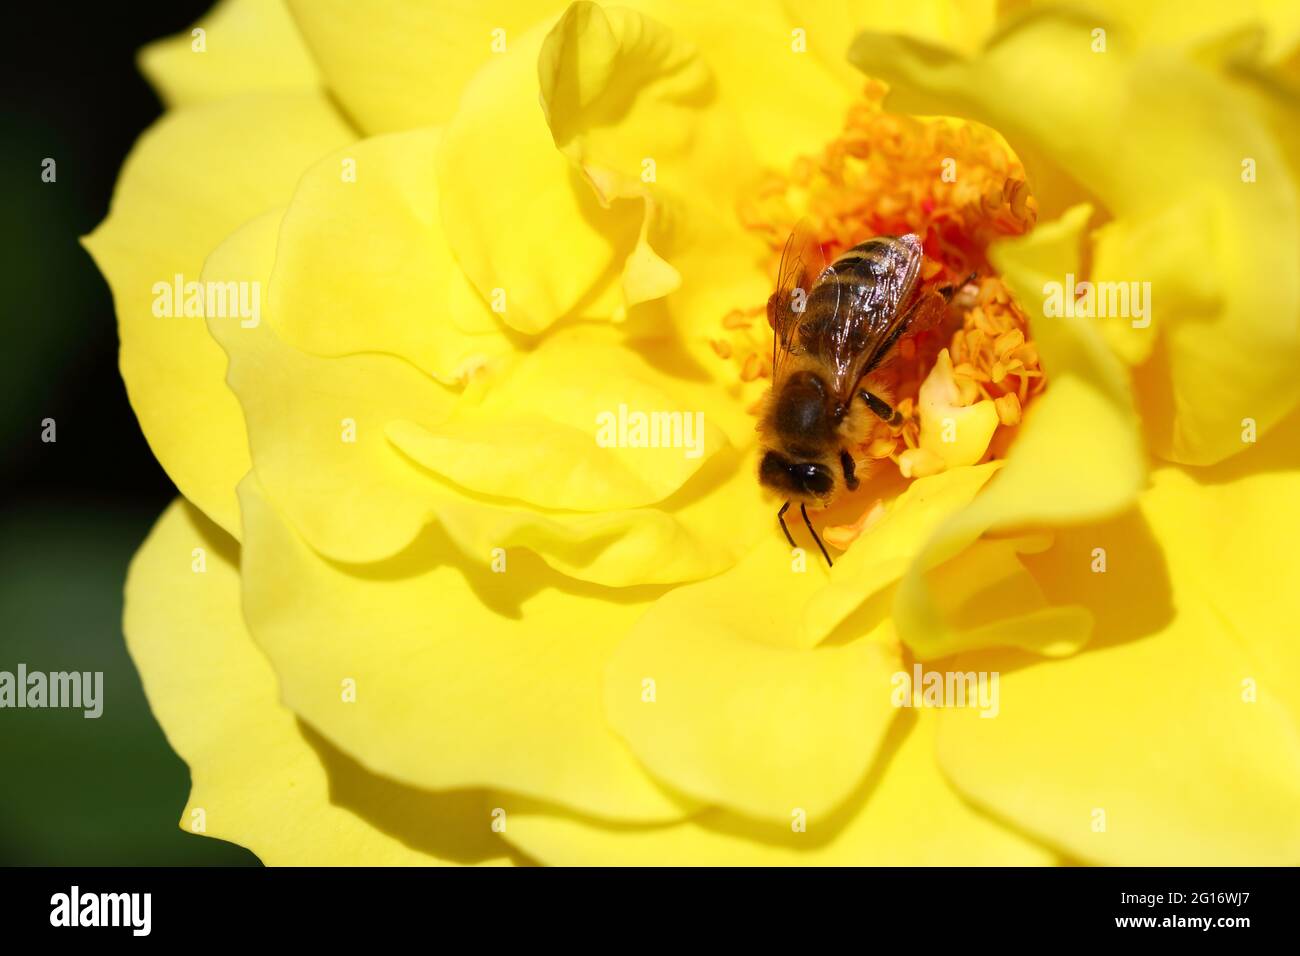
[757,224,954,566]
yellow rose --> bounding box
[86,0,1300,865]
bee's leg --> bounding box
[938,271,979,302]
[801,503,833,568]
[777,501,796,548]
[859,389,903,427]
[840,449,860,492]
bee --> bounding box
[757,224,954,567]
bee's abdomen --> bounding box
[833,237,917,282]
[802,282,844,326]
[801,242,894,327]
[794,235,924,371]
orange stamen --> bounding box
[718,83,1047,513]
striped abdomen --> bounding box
[797,235,924,375]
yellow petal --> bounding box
[622,200,773,393]
[423,450,771,586]
[388,329,727,511]
[915,348,1000,469]
[913,534,1092,659]
[890,206,1143,658]
[627,0,854,172]
[849,11,1300,465]
[805,463,1002,643]
[1075,0,1300,64]
[537,2,770,326]
[504,709,1053,864]
[269,129,515,384]
[125,499,514,865]
[438,0,883,334]
[81,93,354,537]
[812,473,1089,662]
[938,457,1300,864]
[285,0,565,133]
[138,0,319,108]
[203,210,461,562]
[604,547,903,821]
[237,475,693,823]
[209,211,769,583]
[600,462,1078,821]
[980,205,1146,526]
[897,446,946,479]
[540,1,745,211]
[437,16,659,333]
[778,0,998,88]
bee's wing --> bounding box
[767,221,832,382]
[824,234,926,401]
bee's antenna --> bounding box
[801,502,833,568]
[777,501,796,548]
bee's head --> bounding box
[759,449,835,502]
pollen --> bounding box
[723,82,1047,512]
[821,498,888,550]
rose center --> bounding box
[718,83,1046,542]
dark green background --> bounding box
[1,4,257,865]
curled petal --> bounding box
[604,536,903,821]
[893,206,1144,658]
[125,499,514,865]
[211,212,761,583]
[286,0,565,132]
[438,17,671,333]
[387,329,727,511]
[269,129,515,385]
[806,464,1002,643]
[849,11,1300,465]
[915,349,1000,470]
[629,0,855,172]
[82,93,354,537]
[237,475,694,823]
[540,1,741,209]
[505,710,1052,864]
[939,451,1300,864]
[139,0,320,108]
